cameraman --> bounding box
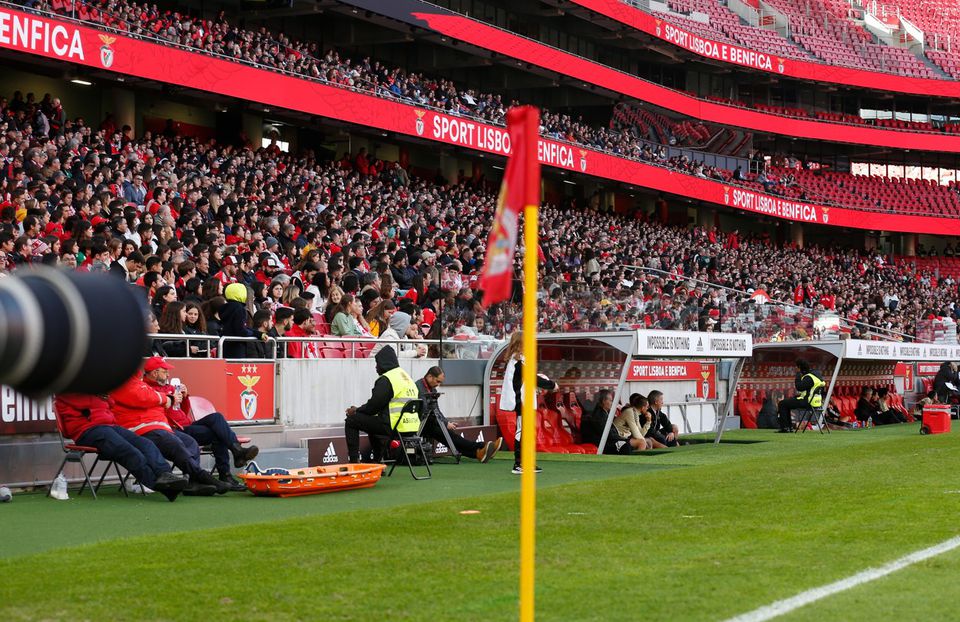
[417,367,500,463]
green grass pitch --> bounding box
[2,424,959,621]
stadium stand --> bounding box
[663,0,814,61]
[0,83,957,345]
[0,0,955,348]
[653,0,943,79]
[19,0,959,137]
[891,0,960,52]
[15,2,949,220]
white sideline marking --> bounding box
[724,535,960,622]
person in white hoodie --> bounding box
[369,311,426,359]
[499,331,558,474]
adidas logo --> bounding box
[476,430,485,443]
[322,442,338,464]
[435,442,448,454]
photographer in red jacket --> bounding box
[144,357,258,492]
[53,393,188,501]
[111,358,229,495]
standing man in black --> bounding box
[777,359,825,433]
[415,366,501,463]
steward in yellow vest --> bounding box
[776,359,825,433]
[344,346,420,463]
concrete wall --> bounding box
[277,359,483,428]
[621,378,729,434]
[136,93,217,129]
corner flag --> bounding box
[479,106,541,305]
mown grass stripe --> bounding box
[725,535,960,622]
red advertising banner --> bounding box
[0,358,274,435]
[167,359,276,424]
[657,19,783,74]
[0,387,56,435]
[566,0,960,100]
[894,361,913,390]
[2,7,959,235]
[917,363,944,376]
[626,361,716,399]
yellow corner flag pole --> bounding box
[519,199,538,622]
[518,107,541,622]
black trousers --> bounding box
[600,433,633,455]
[77,425,172,488]
[778,397,809,429]
[142,430,202,477]
[344,412,394,462]
[514,413,524,464]
[182,413,238,475]
[422,416,483,459]
[875,409,907,425]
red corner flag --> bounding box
[479,106,541,306]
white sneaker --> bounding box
[124,480,154,494]
[511,464,543,474]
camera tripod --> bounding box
[418,396,462,464]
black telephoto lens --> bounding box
[0,268,148,398]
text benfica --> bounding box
[0,11,85,60]
[663,23,774,71]
[731,189,818,221]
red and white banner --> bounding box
[168,359,276,424]
[0,358,276,435]
[917,362,944,376]
[3,7,960,235]
[626,360,716,399]
[656,19,783,74]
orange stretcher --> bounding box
[238,463,386,497]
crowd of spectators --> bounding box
[19,0,960,181]
[2,85,960,350]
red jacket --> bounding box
[53,394,117,441]
[285,324,319,359]
[144,377,194,429]
[110,374,173,435]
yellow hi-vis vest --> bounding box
[798,373,826,408]
[384,367,420,433]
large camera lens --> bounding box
[0,268,148,398]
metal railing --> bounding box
[151,333,504,360]
[624,265,927,343]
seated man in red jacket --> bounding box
[53,393,188,501]
[111,358,229,495]
[144,357,258,492]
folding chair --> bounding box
[188,396,253,473]
[794,406,828,434]
[49,409,127,499]
[386,399,431,480]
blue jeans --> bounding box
[142,429,202,477]
[182,413,238,476]
[76,425,171,488]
